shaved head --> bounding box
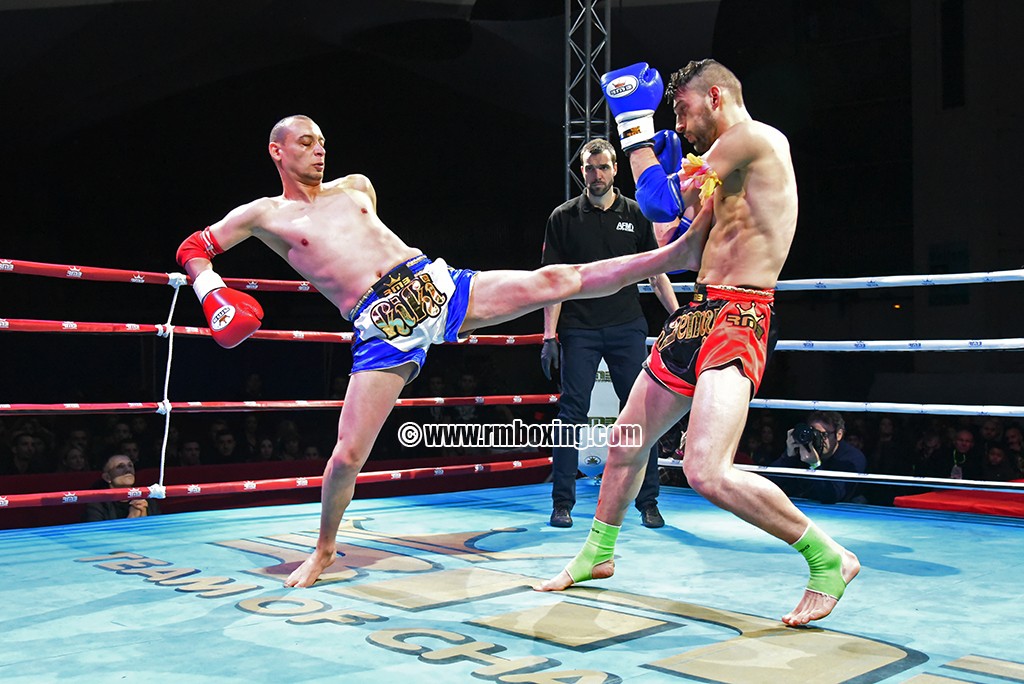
[269,115,315,144]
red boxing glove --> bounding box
[192,270,263,348]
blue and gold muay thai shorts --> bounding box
[348,254,476,383]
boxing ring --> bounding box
[3,257,1024,683]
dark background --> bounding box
[1,0,1022,409]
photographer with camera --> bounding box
[769,411,867,504]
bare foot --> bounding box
[782,548,860,626]
[284,548,336,588]
[534,559,615,592]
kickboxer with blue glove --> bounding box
[540,59,860,629]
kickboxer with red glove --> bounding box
[176,226,263,349]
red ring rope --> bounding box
[0,317,546,346]
[0,457,553,509]
[0,395,560,416]
[0,258,318,292]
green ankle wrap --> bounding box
[565,519,620,583]
[792,523,846,599]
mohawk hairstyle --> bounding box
[665,59,744,106]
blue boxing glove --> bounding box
[636,129,688,223]
[652,129,683,175]
[601,63,663,152]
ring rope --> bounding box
[0,259,318,293]
[748,398,1024,417]
[2,397,1019,418]
[0,394,562,416]
[4,318,1018,353]
[0,457,553,509]
[657,459,1024,493]
[0,318,544,346]
[638,268,1024,293]
[643,335,1024,352]
[5,257,1022,293]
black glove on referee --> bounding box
[540,337,560,380]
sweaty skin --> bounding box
[537,71,859,626]
[180,116,713,589]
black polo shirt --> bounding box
[541,189,658,330]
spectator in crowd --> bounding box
[1003,423,1023,473]
[948,429,983,480]
[57,444,89,472]
[256,436,276,462]
[277,431,301,461]
[769,411,867,504]
[142,423,179,468]
[101,420,134,458]
[3,431,42,475]
[118,438,141,467]
[303,444,324,460]
[912,430,946,479]
[177,439,202,467]
[214,430,240,464]
[205,418,230,456]
[129,415,153,456]
[869,415,911,477]
[240,414,262,461]
[83,454,161,522]
[746,423,778,466]
[980,445,1021,482]
[842,429,865,453]
[977,417,1004,457]
[66,427,93,455]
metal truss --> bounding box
[564,0,612,199]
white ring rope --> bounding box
[747,399,1024,418]
[637,268,1024,293]
[644,336,1024,352]
[657,459,1024,493]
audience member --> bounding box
[912,430,946,479]
[256,436,276,462]
[769,411,867,504]
[177,439,202,467]
[977,417,1005,457]
[214,430,240,464]
[869,414,912,477]
[100,420,134,457]
[240,414,262,461]
[980,445,1021,482]
[948,429,983,480]
[83,455,162,522]
[118,438,141,466]
[3,431,42,475]
[1003,423,1023,473]
[277,431,301,461]
[746,423,778,466]
[57,444,89,472]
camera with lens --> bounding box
[792,423,825,453]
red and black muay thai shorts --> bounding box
[644,283,775,397]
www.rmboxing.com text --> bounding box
[397,419,642,450]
